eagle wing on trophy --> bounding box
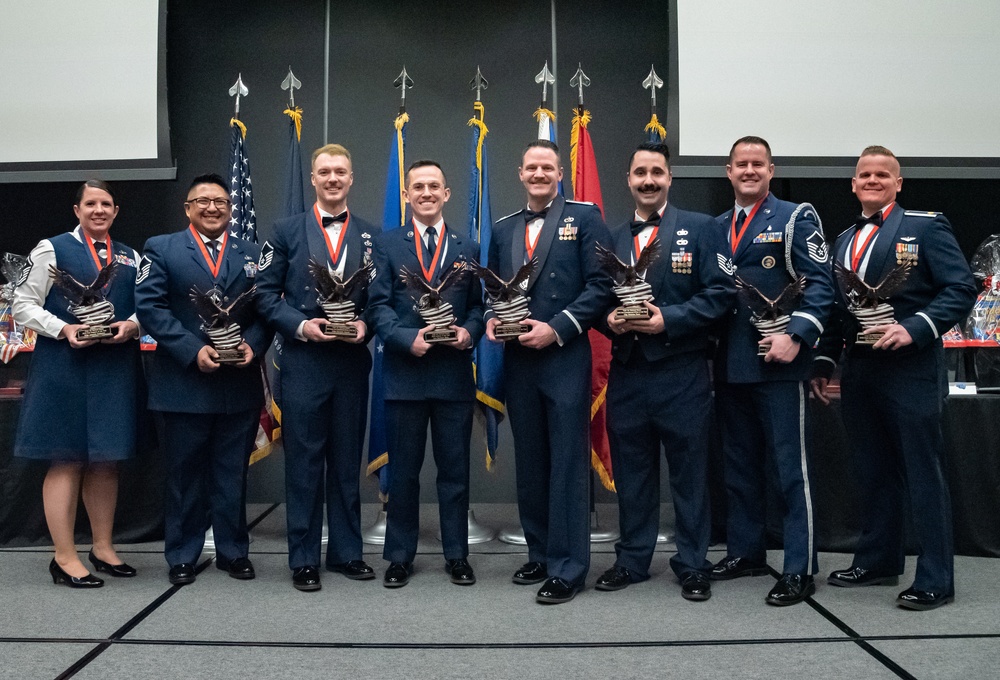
[735,275,805,353]
[189,284,256,363]
[596,239,661,319]
[399,260,468,343]
[834,261,913,343]
[307,256,375,337]
[48,260,121,339]
[470,257,538,339]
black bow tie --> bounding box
[852,211,883,230]
[525,208,548,223]
[630,213,661,236]
[322,211,348,227]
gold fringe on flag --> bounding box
[533,107,557,124]
[283,106,303,142]
[569,108,591,195]
[645,113,666,141]
[230,118,248,139]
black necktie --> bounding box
[525,208,548,223]
[93,241,107,259]
[208,240,220,263]
[322,211,348,227]
[734,209,747,232]
[852,211,883,230]
[423,226,437,270]
[630,212,661,237]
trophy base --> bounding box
[495,323,530,340]
[215,348,246,364]
[324,323,358,338]
[614,306,650,320]
[856,331,885,345]
[424,328,457,344]
[77,325,114,340]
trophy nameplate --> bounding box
[614,305,651,320]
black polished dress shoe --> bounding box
[896,587,954,611]
[512,561,548,585]
[383,562,413,588]
[292,566,322,591]
[168,563,196,585]
[88,550,137,578]
[536,576,580,604]
[827,566,899,588]
[680,572,712,601]
[445,558,476,585]
[217,556,255,580]
[595,565,633,592]
[710,555,769,581]
[50,559,104,588]
[766,574,815,606]
[327,560,376,580]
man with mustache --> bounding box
[595,142,735,601]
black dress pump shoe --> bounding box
[88,550,137,577]
[50,559,104,588]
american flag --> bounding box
[228,119,257,243]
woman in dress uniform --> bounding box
[12,180,141,588]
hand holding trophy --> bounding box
[188,284,256,363]
[470,258,537,340]
[308,257,375,338]
[834,261,913,344]
[399,260,469,343]
[48,261,121,340]
[595,240,662,320]
[735,275,805,356]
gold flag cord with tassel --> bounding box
[394,112,410,227]
[569,108,591,189]
[467,101,489,240]
[283,106,303,142]
[230,118,248,139]
[645,112,666,141]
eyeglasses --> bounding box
[185,197,231,209]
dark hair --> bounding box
[405,160,447,187]
[521,139,560,162]
[75,179,116,206]
[628,142,670,170]
[728,136,772,162]
[188,173,228,193]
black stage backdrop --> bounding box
[2,0,999,550]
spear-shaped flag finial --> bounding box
[535,61,555,107]
[470,66,488,103]
[394,66,414,114]
[281,67,302,108]
[229,73,249,118]
[642,65,663,112]
[569,63,590,108]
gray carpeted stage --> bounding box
[1,503,997,679]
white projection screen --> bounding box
[670,0,1000,177]
[0,0,174,182]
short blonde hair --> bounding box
[311,143,352,166]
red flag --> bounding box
[570,108,615,492]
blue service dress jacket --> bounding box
[135,228,268,414]
[715,193,835,383]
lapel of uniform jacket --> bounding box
[519,195,564,293]
[647,203,677,301]
[735,192,778,262]
[863,204,904,285]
